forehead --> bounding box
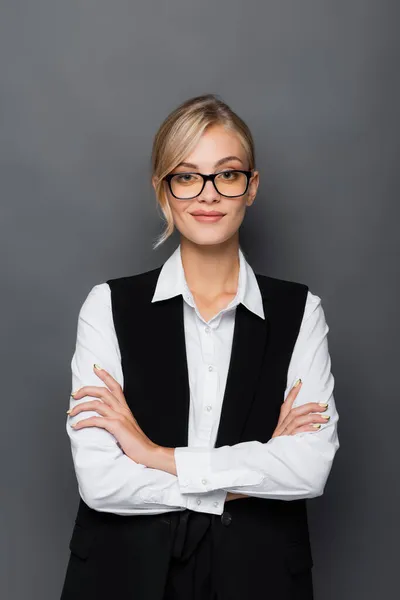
[183,125,247,167]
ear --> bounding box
[246,170,259,206]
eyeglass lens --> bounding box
[170,171,248,199]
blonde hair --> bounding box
[151,93,256,249]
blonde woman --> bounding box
[61,94,339,600]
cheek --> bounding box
[167,195,183,214]
[170,202,188,225]
[168,202,195,236]
[229,202,247,223]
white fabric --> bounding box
[66,244,339,516]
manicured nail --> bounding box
[313,424,321,429]
[94,363,102,370]
[66,409,72,414]
[320,415,330,420]
[71,422,78,428]
[71,390,79,397]
[294,378,302,387]
[319,403,328,407]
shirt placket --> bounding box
[196,314,221,443]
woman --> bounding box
[61,94,339,600]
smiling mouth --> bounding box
[191,212,225,216]
[191,213,225,221]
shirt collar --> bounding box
[151,244,265,320]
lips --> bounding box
[190,211,226,223]
[190,211,225,216]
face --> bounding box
[154,124,259,247]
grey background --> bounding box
[1,1,398,598]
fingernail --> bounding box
[71,390,79,397]
[313,424,321,429]
[294,378,302,387]
[320,415,330,420]
[66,409,72,414]
[94,363,102,370]
[318,403,328,407]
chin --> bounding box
[183,228,235,247]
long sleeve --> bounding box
[66,283,226,516]
[174,291,340,500]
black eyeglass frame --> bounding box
[163,169,255,200]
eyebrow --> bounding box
[175,155,244,170]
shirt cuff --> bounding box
[186,489,227,515]
[174,446,264,494]
[140,470,227,516]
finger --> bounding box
[278,400,328,433]
[67,400,116,419]
[71,416,118,433]
[284,378,302,405]
[71,385,120,410]
[291,424,323,434]
[280,379,302,418]
[92,364,125,404]
[276,379,303,430]
[277,409,321,436]
[284,412,330,435]
[291,401,329,416]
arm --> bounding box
[66,283,227,515]
[172,291,340,500]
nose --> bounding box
[198,179,220,203]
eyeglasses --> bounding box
[163,169,254,200]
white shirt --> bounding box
[67,245,339,516]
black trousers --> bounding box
[163,509,218,600]
[61,501,314,599]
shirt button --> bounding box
[208,365,213,372]
[213,501,219,507]
[202,479,208,485]
[205,326,210,334]
[206,405,212,412]
[196,498,202,505]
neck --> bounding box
[179,234,240,299]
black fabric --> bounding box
[164,510,216,600]
[60,266,314,600]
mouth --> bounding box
[190,211,226,222]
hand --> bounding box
[272,379,329,438]
[67,364,159,465]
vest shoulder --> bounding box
[106,266,162,292]
[254,272,309,298]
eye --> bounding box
[173,173,200,184]
[218,170,239,180]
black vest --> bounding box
[61,266,314,600]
